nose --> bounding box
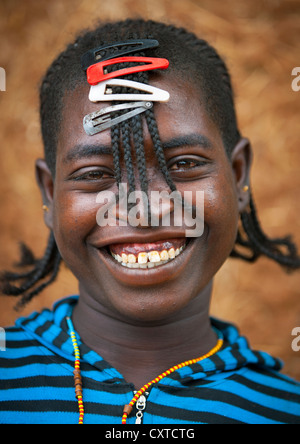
[113,181,180,229]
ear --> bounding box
[230,137,253,213]
[35,159,54,230]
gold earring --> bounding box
[243,185,249,193]
[42,205,49,212]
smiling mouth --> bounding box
[108,238,188,269]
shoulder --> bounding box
[0,325,51,370]
[235,365,300,398]
[0,322,70,376]
[1,324,38,354]
[222,366,300,424]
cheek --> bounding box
[179,172,239,246]
[52,191,99,259]
[204,175,240,249]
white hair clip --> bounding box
[89,78,170,103]
[83,101,153,135]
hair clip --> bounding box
[81,39,159,71]
[87,57,169,86]
[89,78,170,103]
[83,101,153,135]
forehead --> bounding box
[56,74,225,163]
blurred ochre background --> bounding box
[0,0,299,379]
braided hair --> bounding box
[1,19,299,308]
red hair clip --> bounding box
[87,57,169,86]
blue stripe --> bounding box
[0,362,73,380]
[148,389,282,424]
[0,411,79,425]
[0,346,54,359]
[0,386,75,402]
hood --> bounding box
[15,296,283,386]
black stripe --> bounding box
[1,375,74,390]
[209,353,227,370]
[0,400,78,413]
[0,374,131,395]
[3,327,24,333]
[251,351,281,371]
[252,351,267,367]
[60,316,69,331]
[247,366,299,386]
[0,400,124,418]
[0,353,117,377]
[0,354,67,368]
[168,350,246,385]
[5,339,42,349]
[79,359,117,374]
[84,401,124,417]
[35,320,52,337]
[52,330,69,350]
[231,374,300,404]
[146,402,244,424]
[156,385,300,423]
[230,348,248,367]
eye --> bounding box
[169,159,205,171]
[169,158,207,171]
[74,170,108,181]
[167,155,211,181]
[70,168,114,182]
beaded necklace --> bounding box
[67,317,224,425]
[67,318,84,424]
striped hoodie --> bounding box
[0,296,299,424]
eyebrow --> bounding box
[162,134,213,150]
[64,144,112,163]
[64,133,213,163]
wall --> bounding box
[0,0,299,379]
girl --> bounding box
[0,19,299,425]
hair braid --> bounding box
[0,232,62,308]
[144,108,177,193]
[131,114,148,196]
[232,194,300,269]
[111,123,122,186]
[121,119,136,195]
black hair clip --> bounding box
[81,39,159,71]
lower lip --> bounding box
[96,238,196,287]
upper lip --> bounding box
[90,229,189,250]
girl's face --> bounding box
[37,74,251,323]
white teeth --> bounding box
[148,251,161,263]
[138,252,148,264]
[111,242,187,269]
[128,254,137,264]
[160,250,169,261]
[168,248,176,259]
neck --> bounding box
[72,282,216,389]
